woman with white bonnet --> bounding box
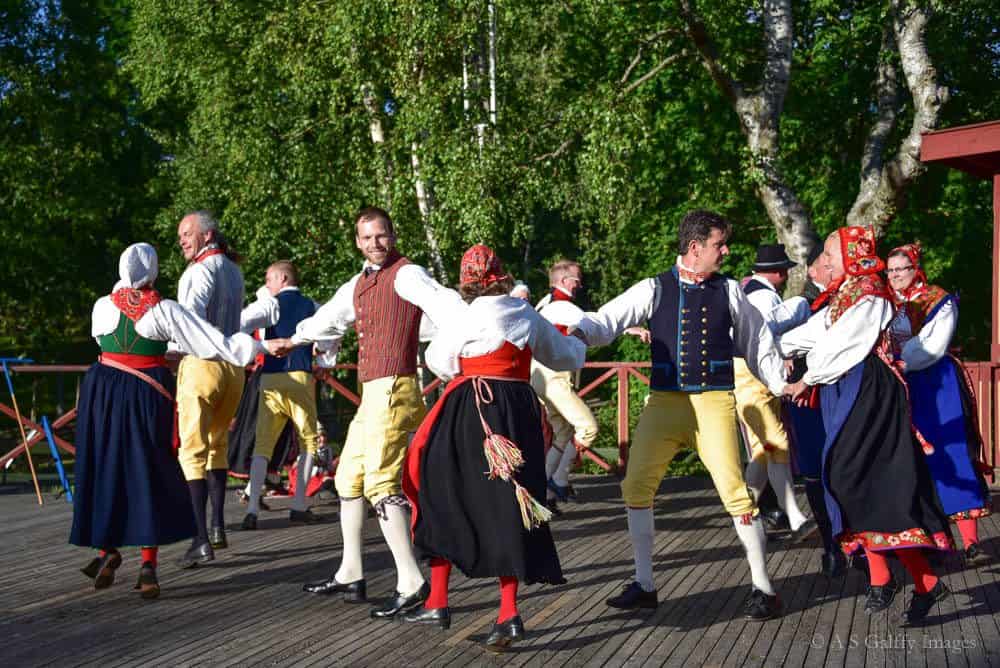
[71,243,265,599]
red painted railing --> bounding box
[3,362,999,479]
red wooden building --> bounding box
[921,119,1000,477]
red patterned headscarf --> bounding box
[888,242,930,305]
[813,226,890,319]
[460,244,509,288]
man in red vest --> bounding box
[268,207,463,621]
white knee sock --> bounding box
[247,456,268,516]
[743,458,767,501]
[627,507,655,592]
[334,497,366,583]
[553,441,576,487]
[545,447,563,499]
[291,452,314,512]
[767,461,808,530]
[733,516,775,595]
[379,503,426,596]
[545,446,562,479]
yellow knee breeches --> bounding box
[177,356,245,481]
[334,374,426,504]
[733,358,790,464]
[622,389,755,517]
[254,371,319,458]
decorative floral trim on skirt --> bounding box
[839,527,953,554]
[949,506,992,522]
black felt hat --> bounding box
[752,244,797,271]
[806,245,824,267]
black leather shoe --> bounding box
[965,543,990,565]
[81,556,103,580]
[762,509,790,532]
[545,498,563,517]
[485,615,525,652]
[177,541,215,569]
[133,561,160,600]
[90,551,122,589]
[864,577,899,613]
[401,606,451,629]
[289,508,323,524]
[904,580,950,625]
[606,582,658,609]
[302,576,367,602]
[744,588,782,620]
[821,550,847,578]
[209,526,228,549]
[789,518,818,544]
[241,513,257,530]
[370,581,430,619]
[547,478,570,503]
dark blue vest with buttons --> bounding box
[262,290,317,374]
[648,267,734,392]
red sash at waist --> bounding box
[99,352,168,369]
[458,341,532,381]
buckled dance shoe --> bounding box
[485,615,525,652]
[606,582,658,609]
[302,576,367,602]
[547,478,570,503]
[209,526,228,549]
[401,606,451,629]
[177,541,215,569]
[370,582,430,619]
[744,588,782,621]
[904,580,950,625]
[84,551,122,589]
[863,577,899,614]
[133,562,160,600]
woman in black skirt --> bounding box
[782,227,951,625]
[72,243,264,598]
[401,244,586,651]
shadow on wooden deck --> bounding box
[1,475,998,667]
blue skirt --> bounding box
[908,357,990,519]
[70,363,195,548]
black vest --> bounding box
[743,277,772,296]
[649,268,734,392]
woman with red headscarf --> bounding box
[400,244,586,652]
[780,228,951,625]
[886,243,991,563]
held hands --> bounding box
[782,358,795,380]
[625,327,652,344]
[782,380,812,407]
[265,337,295,357]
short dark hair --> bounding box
[268,260,298,285]
[355,207,394,235]
[677,209,732,254]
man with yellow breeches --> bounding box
[241,260,336,530]
[531,260,598,514]
[174,210,249,569]
[577,210,789,621]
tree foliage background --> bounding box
[2,0,999,364]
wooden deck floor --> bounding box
[2,475,999,667]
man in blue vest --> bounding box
[577,210,789,621]
[242,260,334,529]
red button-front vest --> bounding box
[353,251,423,382]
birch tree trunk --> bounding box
[845,0,948,235]
[362,83,393,209]
[681,0,819,293]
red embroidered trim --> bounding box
[949,507,992,521]
[828,274,891,324]
[194,248,225,264]
[898,284,949,332]
[111,287,162,322]
[839,528,953,553]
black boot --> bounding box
[904,580,950,625]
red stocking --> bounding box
[896,549,938,595]
[498,576,519,623]
[956,518,979,548]
[141,547,158,567]
[424,558,452,610]
[864,547,891,587]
